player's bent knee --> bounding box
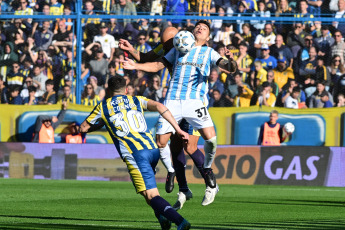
[145,188,160,200]
[184,143,197,154]
[184,135,199,154]
[140,188,160,205]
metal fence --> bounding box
[1,0,345,104]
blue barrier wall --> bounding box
[233,112,326,146]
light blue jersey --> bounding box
[163,46,222,102]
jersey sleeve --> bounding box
[211,48,222,66]
[86,103,102,125]
[163,47,177,65]
[137,96,150,110]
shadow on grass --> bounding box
[191,219,345,229]
[230,199,345,208]
[0,215,344,229]
[0,223,151,230]
[0,215,156,229]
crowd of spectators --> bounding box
[0,0,345,108]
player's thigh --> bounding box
[156,100,182,136]
[182,99,214,130]
[124,149,160,193]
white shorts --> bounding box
[156,99,214,135]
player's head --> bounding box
[193,20,211,43]
[107,76,127,95]
[161,26,178,52]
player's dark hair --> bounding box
[108,76,126,93]
[195,20,211,34]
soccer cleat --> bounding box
[177,219,191,230]
[158,214,172,230]
[201,184,219,206]
[165,172,176,193]
[203,168,216,188]
[172,189,193,211]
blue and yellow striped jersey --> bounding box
[81,95,100,106]
[86,95,158,156]
[50,2,64,15]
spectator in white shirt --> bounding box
[284,86,300,109]
[93,22,116,62]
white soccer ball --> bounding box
[173,30,195,54]
[284,122,295,133]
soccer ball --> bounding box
[283,122,295,133]
[173,30,195,54]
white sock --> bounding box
[203,136,217,169]
[159,145,175,173]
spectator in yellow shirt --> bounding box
[273,56,295,91]
[256,81,276,107]
[233,84,254,107]
[254,61,267,86]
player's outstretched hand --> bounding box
[119,39,134,52]
[122,57,136,70]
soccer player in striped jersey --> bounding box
[122,20,237,206]
[80,76,191,230]
[120,27,213,209]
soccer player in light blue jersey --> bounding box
[123,20,237,206]
[120,27,208,210]
[80,76,191,230]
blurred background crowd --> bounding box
[0,0,345,108]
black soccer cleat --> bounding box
[165,172,175,193]
[158,214,171,230]
[203,168,216,188]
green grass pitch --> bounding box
[0,179,344,229]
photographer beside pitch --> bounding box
[122,20,237,205]
[80,76,191,230]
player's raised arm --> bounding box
[147,100,189,141]
[122,57,166,73]
[217,48,238,73]
[119,39,161,63]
